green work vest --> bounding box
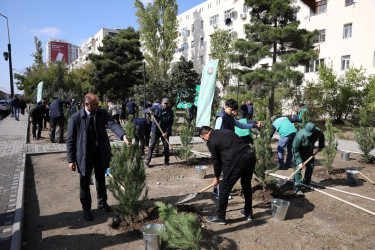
[273,117,297,138]
[235,118,252,137]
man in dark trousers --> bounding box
[144,98,174,167]
[246,100,254,119]
[239,101,248,119]
[126,99,137,118]
[133,117,152,156]
[292,122,325,196]
[11,95,21,121]
[67,93,131,221]
[49,98,70,143]
[29,103,47,140]
[200,126,256,225]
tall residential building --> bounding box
[69,28,122,71]
[174,0,375,85]
[46,38,79,65]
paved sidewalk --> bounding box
[0,114,66,250]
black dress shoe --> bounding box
[98,203,113,212]
[205,214,227,225]
[37,136,44,139]
[240,209,254,221]
[83,210,93,221]
[33,137,39,140]
[164,161,170,166]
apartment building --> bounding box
[46,38,79,66]
[174,0,375,84]
[69,28,122,71]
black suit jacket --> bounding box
[207,129,255,179]
[66,107,126,176]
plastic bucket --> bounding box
[346,170,359,185]
[195,166,207,179]
[341,151,350,161]
[271,199,290,221]
[141,223,165,250]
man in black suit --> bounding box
[29,103,47,140]
[200,126,256,225]
[67,93,131,221]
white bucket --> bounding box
[341,151,350,161]
[346,170,359,185]
[141,223,165,250]
[195,166,207,179]
[271,198,290,221]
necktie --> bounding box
[89,113,96,137]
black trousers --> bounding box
[135,134,146,156]
[80,146,107,211]
[32,117,43,137]
[112,114,120,124]
[145,132,169,162]
[44,115,50,128]
[50,116,64,142]
[217,153,255,219]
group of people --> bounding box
[199,99,325,225]
[10,95,27,121]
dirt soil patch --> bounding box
[23,142,375,249]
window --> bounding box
[224,9,234,19]
[373,52,375,67]
[210,14,219,26]
[341,55,350,70]
[191,24,195,33]
[201,20,204,29]
[243,4,248,13]
[191,41,194,48]
[315,29,326,43]
[200,37,204,47]
[182,27,189,37]
[305,58,325,73]
[200,55,204,64]
[345,0,354,6]
[311,0,327,16]
[182,43,188,51]
[343,23,352,39]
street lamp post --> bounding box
[143,62,146,110]
[0,13,14,98]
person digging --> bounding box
[292,122,325,196]
[199,126,256,225]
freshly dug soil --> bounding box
[23,141,375,249]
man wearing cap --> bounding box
[296,103,308,127]
[144,98,174,167]
[292,122,325,196]
[270,115,300,169]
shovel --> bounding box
[278,150,319,193]
[348,166,375,185]
[176,183,216,204]
[148,108,178,161]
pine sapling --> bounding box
[108,120,148,221]
[156,202,202,250]
[177,119,194,160]
[301,109,310,129]
[321,119,338,170]
[354,108,375,163]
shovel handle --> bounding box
[199,183,215,193]
[286,150,319,181]
[358,171,375,184]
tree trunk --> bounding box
[268,86,275,116]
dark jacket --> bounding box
[127,101,136,115]
[149,104,174,134]
[215,110,235,131]
[133,117,152,138]
[11,97,21,107]
[66,107,126,176]
[49,99,70,119]
[240,104,248,118]
[207,129,255,179]
[247,104,254,118]
[29,104,46,119]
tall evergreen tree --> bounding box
[210,29,233,92]
[89,27,144,100]
[354,108,375,163]
[321,119,338,170]
[230,0,318,115]
[134,0,178,81]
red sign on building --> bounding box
[50,41,69,64]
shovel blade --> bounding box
[278,180,294,194]
[176,192,198,204]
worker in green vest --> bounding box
[292,122,325,196]
[271,115,299,170]
[234,117,255,145]
[296,103,308,127]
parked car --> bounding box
[0,99,11,114]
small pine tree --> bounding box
[254,109,276,189]
[108,120,148,220]
[354,108,375,163]
[156,202,202,250]
[177,119,194,160]
[321,119,338,170]
[300,109,310,129]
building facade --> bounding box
[69,28,122,71]
[46,38,79,66]
[174,0,375,84]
